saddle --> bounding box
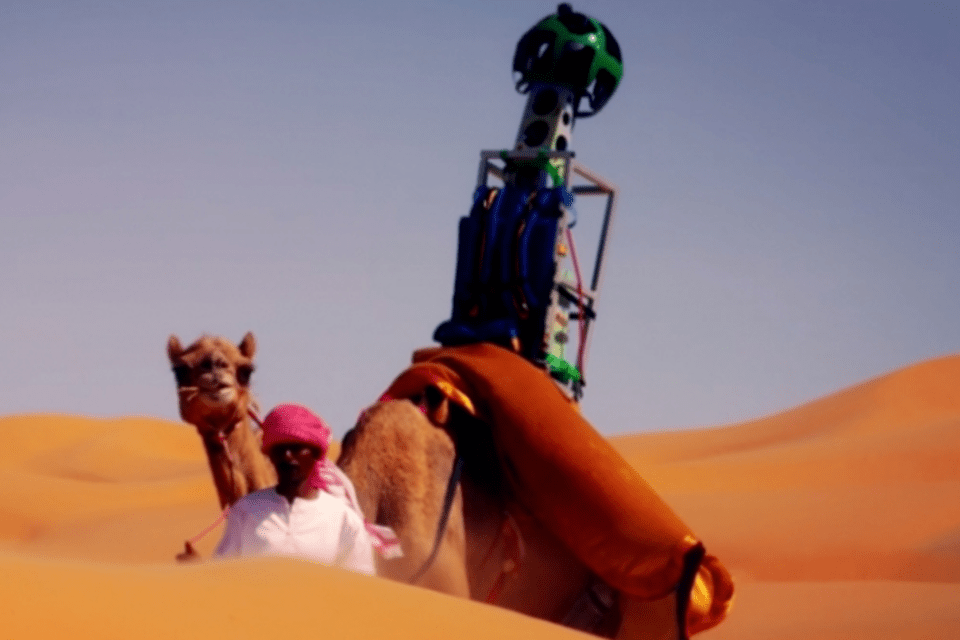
[382,342,734,636]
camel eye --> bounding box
[237,365,254,386]
[172,365,192,387]
[199,358,213,372]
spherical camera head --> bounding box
[512,3,623,118]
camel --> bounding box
[167,332,276,509]
[339,398,689,639]
[337,344,733,639]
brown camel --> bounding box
[338,344,732,639]
[167,332,276,509]
[339,397,688,639]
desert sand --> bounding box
[2,354,958,639]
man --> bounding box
[212,403,376,575]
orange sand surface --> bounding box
[2,354,959,638]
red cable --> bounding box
[564,227,587,374]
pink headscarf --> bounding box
[260,403,336,491]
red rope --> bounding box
[564,227,587,374]
[485,570,507,604]
[185,428,237,547]
[186,505,230,546]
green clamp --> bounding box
[546,353,582,383]
[500,149,564,187]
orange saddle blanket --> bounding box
[382,343,734,633]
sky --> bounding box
[2,0,958,437]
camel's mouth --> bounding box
[198,384,238,407]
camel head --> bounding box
[167,332,258,435]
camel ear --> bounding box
[167,335,184,363]
[239,332,256,358]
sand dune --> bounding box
[2,354,959,638]
[614,355,960,586]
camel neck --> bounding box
[203,410,247,440]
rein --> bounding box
[206,413,245,504]
[409,453,464,584]
[183,411,249,546]
[186,504,230,546]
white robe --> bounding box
[214,487,376,575]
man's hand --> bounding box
[176,541,201,563]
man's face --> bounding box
[269,443,321,490]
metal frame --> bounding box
[475,150,619,397]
